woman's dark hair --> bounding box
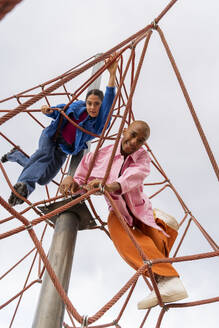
[86,89,104,102]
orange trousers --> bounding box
[108,211,179,277]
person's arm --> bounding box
[115,150,151,194]
[59,152,93,196]
[41,105,54,115]
[94,54,119,134]
[41,104,66,120]
[84,151,149,195]
[85,179,121,194]
[106,53,118,87]
[105,181,121,193]
[59,176,80,197]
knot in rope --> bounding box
[129,40,136,50]
[25,223,33,231]
[143,259,153,267]
[81,315,89,327]
[163,305,170,312]
[98,183,105,194]
[151,19,158,30]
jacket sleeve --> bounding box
[45,104,66,120]
[73,152,94,186]
[95,86,116,134]
[115,151,151,194]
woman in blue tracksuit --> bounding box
[2,56,118,206]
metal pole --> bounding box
[32,212,79,328]
[32,55,103,328]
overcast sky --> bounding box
[0,1,218,327]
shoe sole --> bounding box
[1,147,18,163]
[162,290,188,303]
[138,299,158,309]
[8,183,28,206]
[138,291,188,310]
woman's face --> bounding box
[86,94,102,117]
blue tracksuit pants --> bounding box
[7,129,67,195]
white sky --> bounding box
[0,1,218,327]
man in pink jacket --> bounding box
[60,120,188,309]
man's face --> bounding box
[121,124,148,155]
[86,94,102,118]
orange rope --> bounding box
[0,1,218,326]
[156,26,219,181]
[0,0,23,21]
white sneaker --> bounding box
[154,208,179,231]
[138,276,188,309]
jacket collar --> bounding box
[70,101,86,120]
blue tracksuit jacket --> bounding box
[45,86,115,155]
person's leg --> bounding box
[16,131,58,195]
[153,208,179,252]
[108,211,178,277]
[107,211,188,309]
[8,130,66,205]
[136,212,188,309]
[38,145,67,185]
[138,274,188,309]
[1,148,29,167]
[8,182,29,206]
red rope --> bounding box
[0,0,23,21]
[0,1,218,326]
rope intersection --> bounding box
[0,1,218,327]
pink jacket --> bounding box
[74,142,165,234]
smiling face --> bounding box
[86,94,102,118]
[121,121,150,156]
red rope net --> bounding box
[0,0,23,21]
[0,1,218,327]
